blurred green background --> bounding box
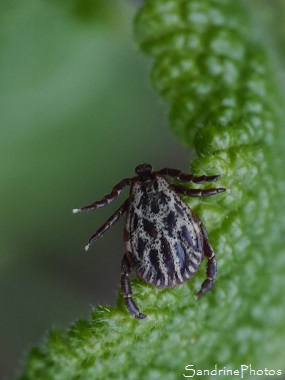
[0,1,191,378]
[1,1,285,379]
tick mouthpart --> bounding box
[135,163,153,180]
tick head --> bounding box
[135,163,153,181]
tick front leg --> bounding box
[171,184,226,197]
[73,177,132,213]
[155,168,222,184]
[85,199,129,251]
[121,254,146,319]
[196,223,217,297]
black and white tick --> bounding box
[73,163,226,319]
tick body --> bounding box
[73,163,226,319]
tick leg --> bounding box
[121,254,146,319]
[196,223,217,297]
[171,184,226,197]
[155,168,222,184]
[73,177,132,213]
[85,199,129,251]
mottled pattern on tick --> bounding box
[125,175,204,287]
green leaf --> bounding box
[18,1,285,379]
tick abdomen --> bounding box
[125,176,204,288]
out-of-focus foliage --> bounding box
[1,1,189,378]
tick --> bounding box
[73,163,226,319]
